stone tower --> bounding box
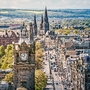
[13,23,35,90]
[44,6,49,33]
[40,14,43,30]
[29,22,34,42]
[20,22,28,38]
[33,14,37,36]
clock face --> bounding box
[20,53,28,61]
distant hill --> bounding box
[0,9,90,19]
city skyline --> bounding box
[0,0,90,9]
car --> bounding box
[45,53,47,56]
[55,73,57,76]
[43,61,45,64]
[64,87,67,90]
[53,63,55,67]
[53,67,57,72]
[55,82,58,85]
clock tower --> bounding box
[13,23,35,90]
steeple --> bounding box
[33,14,37,36]
[44,6,49,33]
[34,14,36,24]
[40,14,43,30]
[44,6,48,23]
[30,22,34,42]
[20,22,28,38]
[41,14,43,24]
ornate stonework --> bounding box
[13,23,35,90]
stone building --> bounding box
[0,81,9,90]
[13,23,35,90]
[0,30,19,47]
[83,55,90,90]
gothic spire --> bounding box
[29,22,34,41]
[41,14,43,24]
[33,14,37,36]
[44,6,49,33]
[40,14,43,30]
[44,6,48,23]
[34,14,36,25]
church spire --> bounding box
[40,14,43,30]
[44,6,49,33]
[41,14,43,24]
[44,6,48,23]
[34,14,36,25]
[33,14,37,36]
[30,22,34,42]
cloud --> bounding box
[0,0,90,9]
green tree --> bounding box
[3,72,13,82]
[35,42,41,50]
[35,42,43,69]
[73,30,78,34]
[35,70,47,90]
[1,44,13,69]
[0,45,5,58]
[62,30,70,35]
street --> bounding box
[42,48,64,90]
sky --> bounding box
[0,0,90,9]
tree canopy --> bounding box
[0,44,13,69]
[35,42,43,69]
[35,70,47,90]
[0,42,46,90]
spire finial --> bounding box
[41,14,43,24]
[34,14,36,24]
[22,22,25,27]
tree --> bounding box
[1,44,13,69]
[35,42,43,69]
[73,30,78,34]
[35,42,41,50]
[62,30,70,35]
[0,45,5,58]
[35,70,47,90]
[3,72,13,82]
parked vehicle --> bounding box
[53,67,57,72]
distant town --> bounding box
[0,7,90,90]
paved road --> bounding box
[42,49,64,90]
